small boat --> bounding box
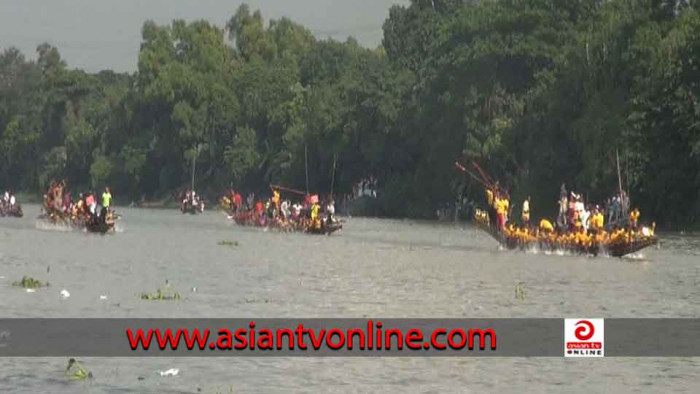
[180,199,204,214]
[0,203,23,218]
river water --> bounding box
[0,205,699,393]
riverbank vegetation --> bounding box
[1,1,698,226]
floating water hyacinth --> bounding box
[514,283,526,301]
[12,276,49,289]
[141,281,181,301]
[65,358,92,380]
[217,240,239,247]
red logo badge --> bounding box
[565,319,604,357]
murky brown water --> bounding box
[1,205,699,393]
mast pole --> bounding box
[330,153,337,197]
[305,143,309,194]
[616,149,622,198]
[191,144,196,191]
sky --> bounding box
[0,0,410,73]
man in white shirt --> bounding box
[280,200,289,220]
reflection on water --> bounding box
[1,205,699,393]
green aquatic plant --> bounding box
[12,276,50,289]
[65,358,92,380]
[197,385,235,393]
[514,283,526,301]
[217,240,239,247]
[141,282,181,301]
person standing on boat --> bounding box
[280,199,290,220]
[255,200,264,218]
[557,184,568,229]
[590,206,604,234]
[246,193,255,210]
[62,189,71,212]
[272,188,281,217]
[86,192,97,216]
[504,196,510,225]
[485,187,496,229]
[611,195,620,224]
[310,201,321,230]
[621,190,630,219]
[326,199,336,223]
[102,187,112,211]
[521,197,530,228]
[233,192,242,213]
[495,193,506,230]
[630,208,640,230]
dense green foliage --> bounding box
[1,1,698,226]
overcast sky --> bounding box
[0,0,409,73]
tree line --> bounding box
[1,1,698,227]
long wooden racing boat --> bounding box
[227,210,342,235]
[38,209,117,234]
[473,209,657,257]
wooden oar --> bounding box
[269,184,307,196]
[471,161,509,199]
[471,162,495,188]
[455,162,490,189]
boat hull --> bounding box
[181,202,204,214]
[38,212,116,234]
[0,204,23,218]
[229,211,342,235]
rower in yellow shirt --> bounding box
[630,208,640,229]
[310,202,321,229]
[572,210,583,232]
[272,188,281,211]
[486,188,494,207]
[539,219,554,233]
[496,197,507,230]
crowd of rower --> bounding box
[221,187,337,231]
[482,182,653,249]
[0,190,22,217]
[179,188,205,213]
[43,180,114,225]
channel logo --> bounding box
[564,319,604,357]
